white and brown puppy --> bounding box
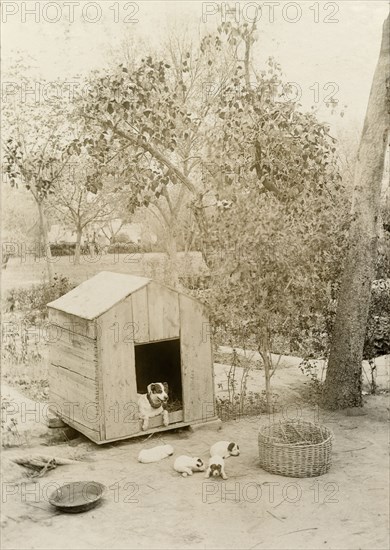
[210,441,240,459]
[174,456,205,477]
[137,382,169,431]
[205,455,228,480]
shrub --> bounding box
[216,390,275,421]
[299,359,326,403]
[214,348,279,419]
[112,232,132,244]
[1,396,22,448]
[50,243,76,256]
[364,281,390,359]
[5,274,76,323]
[107,242,140,254]
[179,274,211,290]
[376,235,390,279]
[49,243,91,256]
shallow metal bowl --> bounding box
[48,481,106,513]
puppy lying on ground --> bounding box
[137,382,169,431]
[174,456,205,477]
[205,455,228,480]
[210,441,240,459]
[138,444,174,464]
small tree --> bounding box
[3,115,71,281]
[194,22,346,412]
[2,69,74,281]
[47,153,118,263]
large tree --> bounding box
[194,31,346,412]
[73,26,244,286]
[322,15,390,409]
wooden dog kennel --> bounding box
[47,271,217,443]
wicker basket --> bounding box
[258,419,333,478]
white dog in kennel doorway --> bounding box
[137,382,169,431]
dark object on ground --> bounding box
[13,455,80,477]
[48,481,106,513]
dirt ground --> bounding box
[1,357,389,550]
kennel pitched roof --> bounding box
[47,271,151,320]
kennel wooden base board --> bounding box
[51,409,221,445]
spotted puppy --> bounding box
[210,441,240,459]
[137,382,169,431]
[205,455,228,480]
[174,456,205,477]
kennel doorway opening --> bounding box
[134,338,183,412]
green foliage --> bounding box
[2,276,75,398]
[2,78,72,202]
[190,26,350,373]
[4,137,60,199]
[1,396,21,448]
[214,348,279,419]
[112,232,132,244]
[306,281,390,362]
[216,391,273,421]
[1,320,42,366]
[364,283,390,359]
[200,184,349,358]
[5,275,76,324]
[106,242,139,254]
[49,243,78,257]
[208,57,341,204]
[75,57,201,209]
[377,201,390,278]
[299,359,325,403]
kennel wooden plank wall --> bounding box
[47,271,217,444]
[179,294,215,423]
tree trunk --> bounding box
[166,226,180,289]
[192,196,213,269]
[263,352,273,415]
[258,329,274,415]
[74,225,82,265]
[322,16,389,410]
[37,201,54,282]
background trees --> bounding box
[46,152,119,264]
